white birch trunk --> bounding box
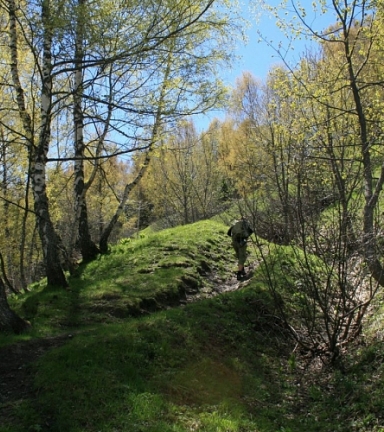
[8,0,67,287]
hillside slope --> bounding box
[1,219,384,432]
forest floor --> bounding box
[0,334,69,423]
[0,259,260,424]
[1,256,370,431]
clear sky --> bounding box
[225,0,340,83]
[196,1,339,130]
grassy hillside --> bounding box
[1,219,384,431]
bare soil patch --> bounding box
[0,335,70,422]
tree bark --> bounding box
[35,0,68,287]
[72,0,99,262]
[0,278,30,334]
[8,0,68,287]
[99,45,173,253]
[341,15,384,286]
[99,146,155,253]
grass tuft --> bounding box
[1,219,384,431]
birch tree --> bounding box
[1,0,236,286]
[7,0,68,287]
[94,0,235,250]
[54,0,235,254]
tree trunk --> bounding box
[72,0,99,262]
[77,200,100,261]
[33,0,67,287]
[342,22,384,286]
[99,46,173,253]
[0,278,30,334]
[8,0,68,288]
[19,158,32,290]
[73,70,100,262]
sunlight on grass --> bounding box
[2,219,384,432]
[166,358,243,405]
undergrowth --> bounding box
[1,219,384,431]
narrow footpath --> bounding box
[185,258,261,303]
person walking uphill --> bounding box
[227,216,254,281]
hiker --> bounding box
[227,217,254,281]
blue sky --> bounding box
[225,1,340,84]
[196,1,339,130]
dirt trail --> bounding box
[0,335,70,422]
[185,258,261,303]
[0,258,261,423]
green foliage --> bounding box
[3,1,384,428]
[1,219,384,431]
[2,286,294,432]
[7,220,237,336]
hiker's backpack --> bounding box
[229,219,253,245]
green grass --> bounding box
[8,220,240,337]
[1,291,295,432]
[1,219,384,431]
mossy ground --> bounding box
[1,219,384,432]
